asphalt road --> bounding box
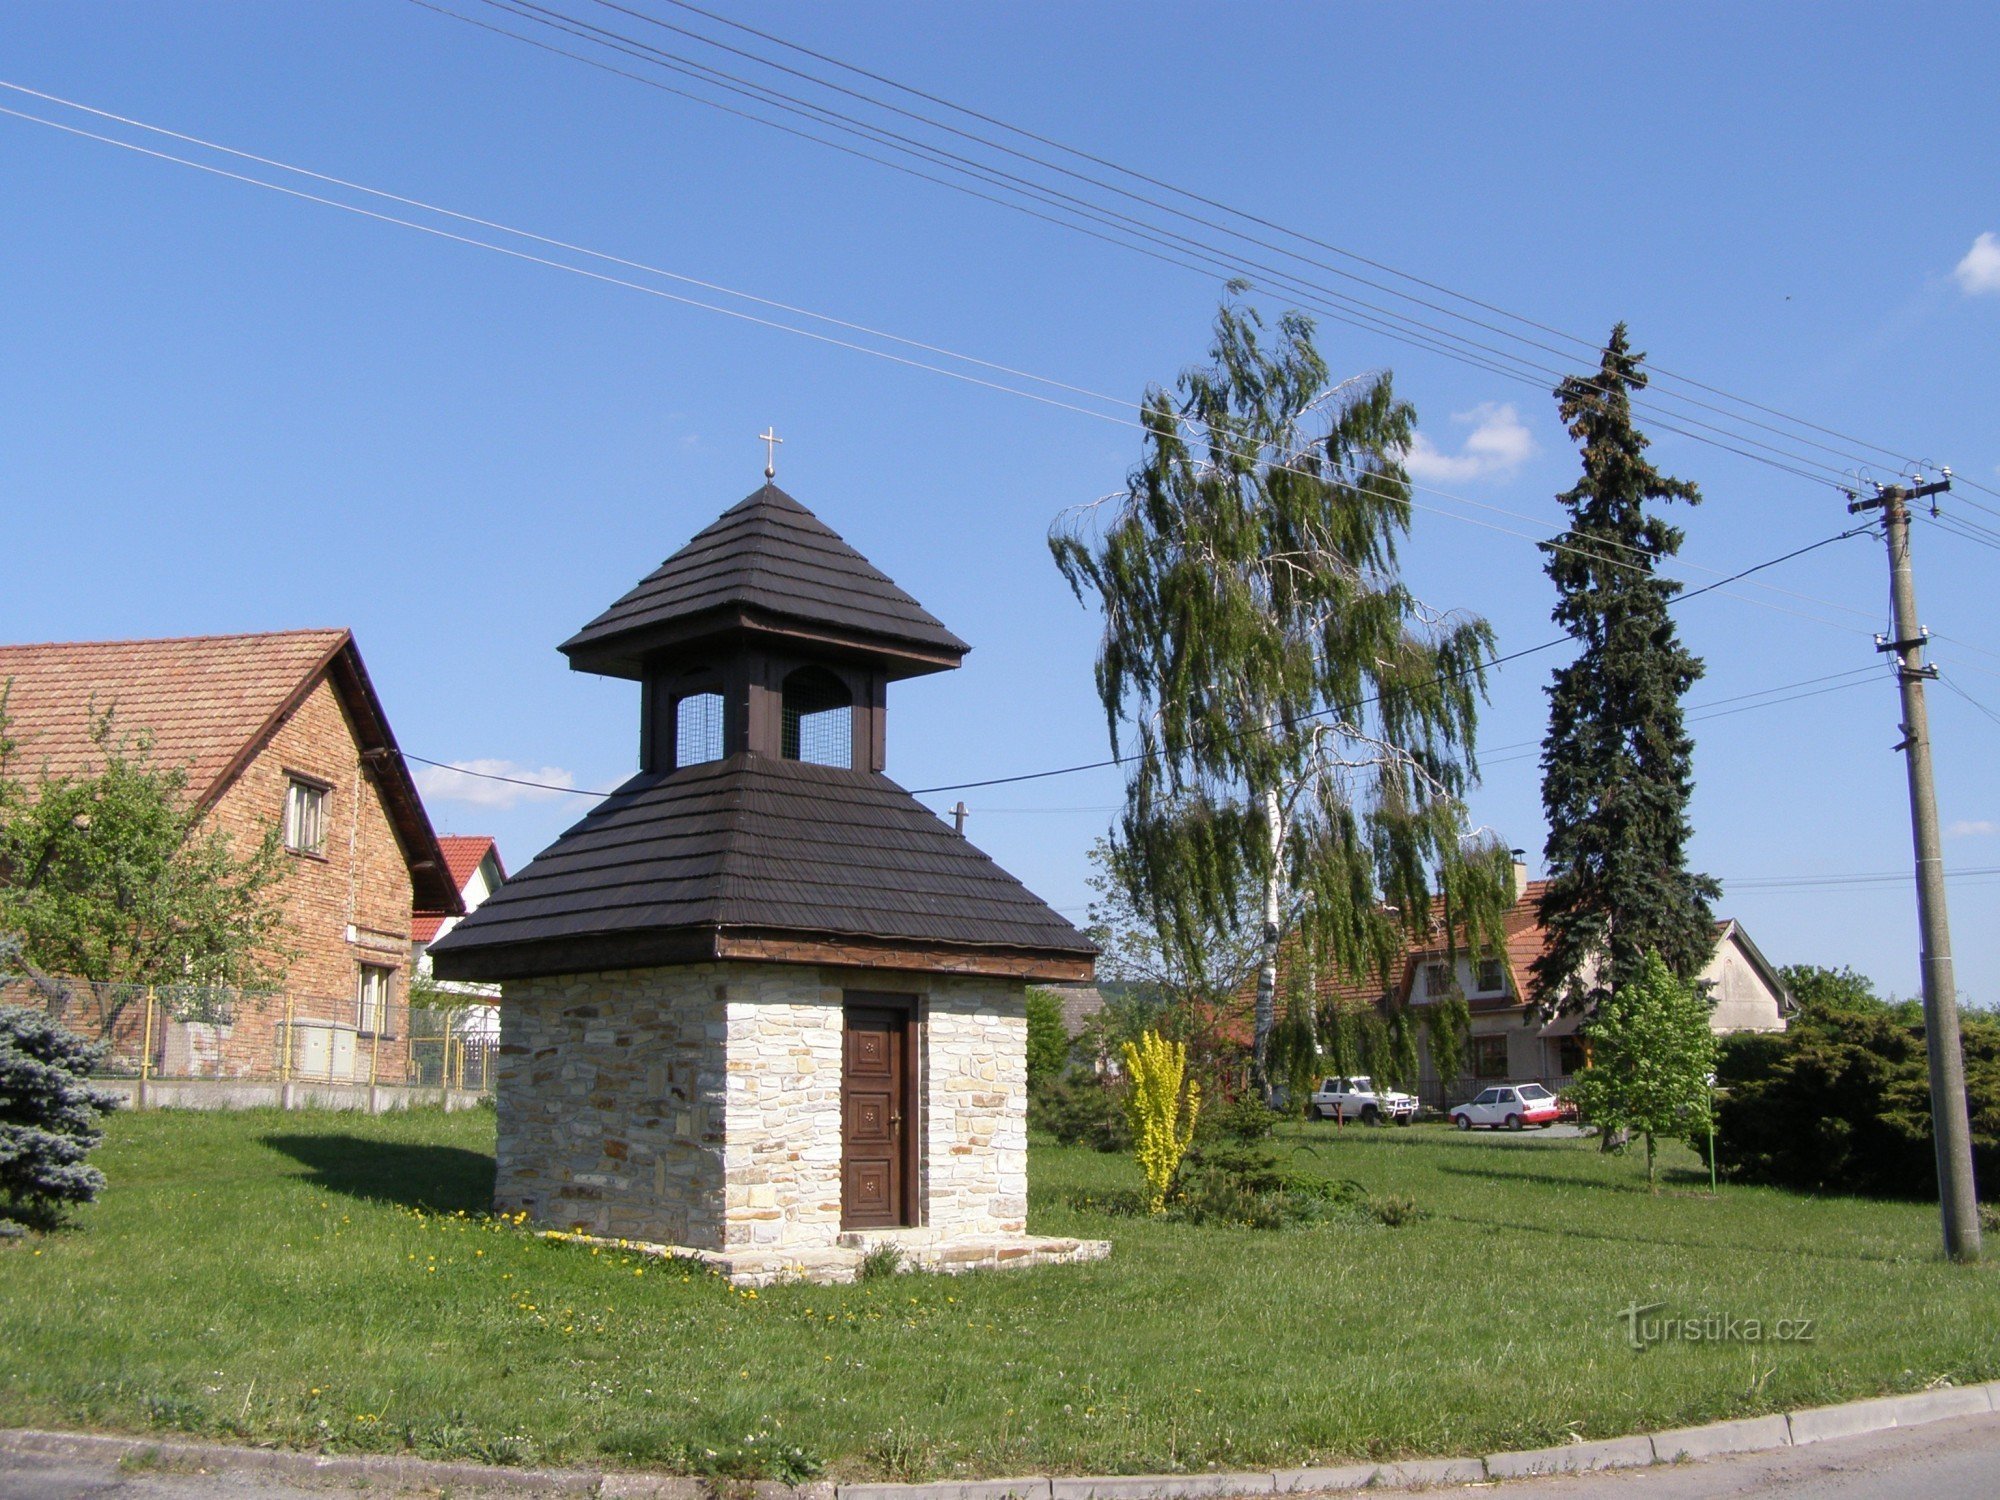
[3,1414,1998,1498]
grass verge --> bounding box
[1,1107,1993,1479]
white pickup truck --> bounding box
[1309,1075,1418,1126]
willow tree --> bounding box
[1052,295,1507,1095]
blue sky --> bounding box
[4,2,1997,1003]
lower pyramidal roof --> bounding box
[427,756,1097,984]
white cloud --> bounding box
[1954,232,2000,296]
[1402,402,1536,484]
[1947,819,1999,838]
[414,758,578,811]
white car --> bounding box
[1449,1083,1562,1131]
[1309,1075,1418,1126]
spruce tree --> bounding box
[1534,326,1721,1013]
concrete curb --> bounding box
[0,1426,600,1493]
[4,1381,1998,1497]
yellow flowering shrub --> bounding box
[1120,1030,1200,1215]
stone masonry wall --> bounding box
[495,967,728,1246]
[722,971,843,1251]
[495,962,1031,1254]
[920,976,1029,1237]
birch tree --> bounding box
[1052,294,1507,1096]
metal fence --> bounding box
[1,976,498,1096]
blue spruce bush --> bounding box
[0,1001,121,1230]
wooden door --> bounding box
[841,1003,912,1228]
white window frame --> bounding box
[1475,957,1506,994]
[1424,961,1454,997]
[283,775,329,855]
[357,964,394,1038]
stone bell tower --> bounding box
[430,473,1103,1284]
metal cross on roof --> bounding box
[760,427,783,479]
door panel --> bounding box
[842,1004,910,1228]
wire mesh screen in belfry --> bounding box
[675,692,725,767]
[781,669,853,768]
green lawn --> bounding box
[2,1108,1995,1480]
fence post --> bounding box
[368,1006,383,1116]
[137,985,156,1110]
[280,993,295,1110]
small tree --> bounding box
[0,705,292,1035]
[1564,952,1717,1191]
[1122,1029,1201,1215]
[0,983,122,1229]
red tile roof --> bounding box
[0,630,350,802]
[413,836,504,942]
[0,628,460,914]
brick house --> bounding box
[0,629,462,1081]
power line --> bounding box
[641,0,1940,479]
[562,0,1916,482]
[0,84,1891,634]
[424,0,1888,490]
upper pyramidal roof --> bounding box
[561,483,970,680]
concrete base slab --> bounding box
[541,1229,1110,1287]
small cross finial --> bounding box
[760,427,783,479]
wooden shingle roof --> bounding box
[561,484,970,680]
[428,755,1095,983]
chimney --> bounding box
[1509,848,1529,900]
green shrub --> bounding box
[1710,966,2000,1200]
[855,1243,905,1281]
[1024,987,1073,1095]
[1197,1092,1277,1145]
[1029,1075,1130,1153]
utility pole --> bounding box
[1848,474,1982,1263]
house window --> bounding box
[1424,961,1454,998]
[357,964,394,1038]
[1474,957,1506,995]
[1472,1035,1509,1079]
[674,691,725,767]
[781,667,853,768]
[283,776,328,855]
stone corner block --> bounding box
[1270,1463,1378,1493]
[1888,1385,1996,1427]
[1369,1457,1487,1488]
[1051,1473,1274,1500]
[1647,1413,1791,1462]
[1483,1434,1654,1479]
[1785,1394,1903,1446]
